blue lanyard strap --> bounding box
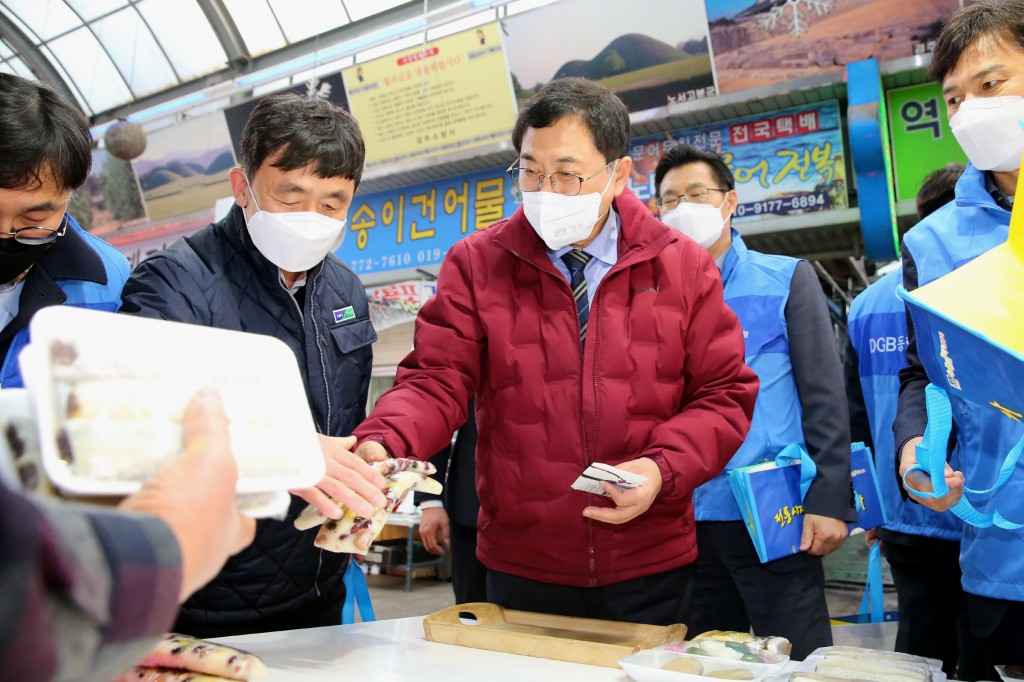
[903,384,1023,530]
[774,442,816,501]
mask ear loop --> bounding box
[244,172,263,213]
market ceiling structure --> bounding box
[0,0,934,292]
[0,0,486,120]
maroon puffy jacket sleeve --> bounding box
[640,249,758,501]
[354,237,484,459]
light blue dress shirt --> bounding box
[548,207,620,304]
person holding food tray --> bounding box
[119,93,386,637]
[353,78,759,626]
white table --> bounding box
[216,616,634,682]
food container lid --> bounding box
[22,306,325,497]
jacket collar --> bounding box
[0,214,107,343]
[32,214,108,286]
[721,229,747,284]
[956,163,1010,215]
[490,188,676,273]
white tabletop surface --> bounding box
[215,616,634,682]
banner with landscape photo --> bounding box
[132,112,235,223]
[71,148,148,238]
[502,0,717,113]
[705,0,960,94]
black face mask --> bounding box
[0,238,55,284]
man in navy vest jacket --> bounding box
[121,93,388,638]
[894,1,1024,674]
[655,144,854,660]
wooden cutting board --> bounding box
[422,602,687,668]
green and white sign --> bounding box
[887,82,968,203]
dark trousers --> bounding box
[882,537,982,678]
[486,563,694,626]
[684,521,832,661]
[450,520,487,604]
[961,592,1024,681]
[173,589,346,639]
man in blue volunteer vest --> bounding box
[655,145,854,660]
[0,74,128,388]
[894,1,1024,674]
[846,164,984,677]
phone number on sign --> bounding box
[734,192,830,217]
[348,248,446,273]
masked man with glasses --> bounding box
[0,74,130,388]
[655,144,854,659]
[351,78,758,624]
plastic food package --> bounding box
[19,306,327,517]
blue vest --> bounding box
[903,163,1024,601]
[0,217,128,388]
[847,268,961,540]
[694,233,804,520]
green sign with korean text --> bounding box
[886,82,968,203]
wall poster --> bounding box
[502,0,717,112]
[343,22,517,168]
[706,0,960,95]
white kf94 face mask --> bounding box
[522,161,617,250]
[660,198,729,249]
[949,95,1024,172]
[244,177,347,272]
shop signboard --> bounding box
[886,82,968,203]
[627,100,848,221]
[343,23,517,168]
[338,166,517,276]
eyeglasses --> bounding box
[2,213,69,245]
[506,159,615,196]
[656,188,728,211]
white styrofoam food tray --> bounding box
[620,646,787,682]
[21,306,325,498]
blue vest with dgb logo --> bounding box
[847,268,961,541]
[694,233,805,521]
[902,163,1024,601]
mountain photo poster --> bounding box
[131,112,235,223]
[502,0,717,113]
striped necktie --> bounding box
[560,249,593,346]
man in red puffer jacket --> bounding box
[353,78,758,625]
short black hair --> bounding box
[512,78,629,162]
[0,73,91,193]
[653,144,735,197]
[929,0,1024,83]
[916,162,965,219]
[240,93,366,187]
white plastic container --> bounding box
[619,645,788,682]
[21,306,325,505]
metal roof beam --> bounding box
[196,0,250,67]
[0,11,80,108]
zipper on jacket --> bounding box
[499,242,603,586]
[309,269,332,435]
